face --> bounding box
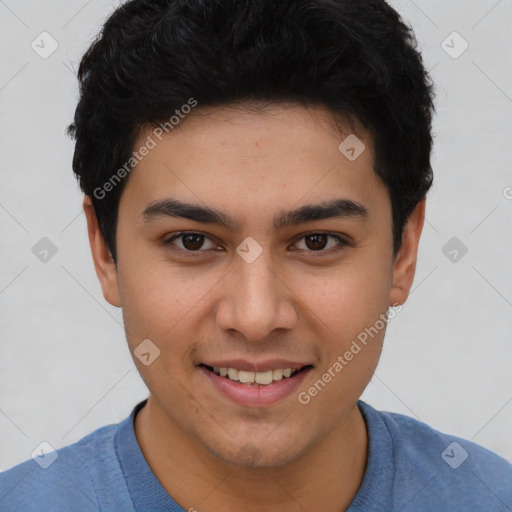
[86,103,424,467]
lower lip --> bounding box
[199,366,312,407]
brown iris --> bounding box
[304,234,328,251]
[181,233,205,250]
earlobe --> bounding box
[82,196,121,307]
[389,199,426,307]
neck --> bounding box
[134,396,368,512]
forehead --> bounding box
[120,103,388,226]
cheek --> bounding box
[301,259,392,342]
[297,256,391,395]
[296,270,390,413]
[116,254,221,352]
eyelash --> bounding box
[162,231,351,256]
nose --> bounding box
[215,248,298,342]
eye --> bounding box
[163,232,219,252]
[292,232,349,253]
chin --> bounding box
[205,433,308,468]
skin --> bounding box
[84,103,425,512]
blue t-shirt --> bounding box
[1,399,511,511]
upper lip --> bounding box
[201,359,312,373]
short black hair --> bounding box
[68,0,435,263]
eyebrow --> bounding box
[140,197,369,230]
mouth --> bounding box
[198,362,314,407]
[200,364,313,386]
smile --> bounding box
[199,363,313,406]
[203,365,304,386]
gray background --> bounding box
[0,0,511,471]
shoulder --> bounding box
[358,401,512,511]
[377,405,512,475]
[0,422,131,512]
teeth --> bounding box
[272,369,283,381]
[238,371,255,383]
[210,366,299,385]
[255,370,273,385]
[227,368,239,381]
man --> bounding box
[1,0,511,511]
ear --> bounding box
[389,198,426,307]
[83,196,121,307]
